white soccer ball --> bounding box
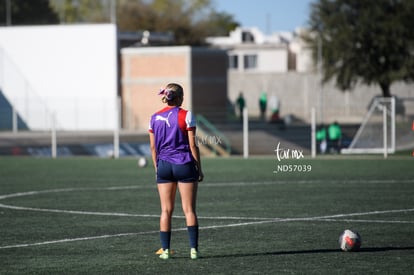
[339,229,361,252]
[137,157,148,168]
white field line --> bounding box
[1,184,413,250]
[315,218,414,224]
[196,208,414,229]
[0,186,151,200]
[202,179,414,187]
[0,186,269,221]
[1,180,413,220]
[2,178,414,200]
[0,203,267,220]
[0,230,158,249]
[1,208,414,250]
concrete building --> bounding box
[1,24,412,134]
[206,27,413,123]
[121,46,228,130]
[206,27,313,73]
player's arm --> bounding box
[188,129,204,182]
[149,132,157,173]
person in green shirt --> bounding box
[259,92,267,121]
[236,92,246,120]
[328,121,342,153]
[316,124,327,154]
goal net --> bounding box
[341,97,395,155]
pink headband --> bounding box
[158,88,175,101]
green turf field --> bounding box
[1,156,413,274]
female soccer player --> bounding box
[148,83,204,260]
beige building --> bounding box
[121,46,228,131]
[207,27,414,123]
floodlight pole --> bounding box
[110,0,117,24]
[12,104,17,133]
[311,107,316,158]
[6,0,11,26]
[383,102,387,159]
[243,107,249,159]
[318,35,324,124]
[391,97,396,152]
[113,96,121,159]
[51,112,57,159]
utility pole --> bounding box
[318,35,324,124]
[6,0,11,26]
[110,0,116,24]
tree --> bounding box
[200,10,240,37]
[0,0,59,26]
[307,0,414,97]
[117,0,239,45]
[49,0,109,23]
[49,0,239,46]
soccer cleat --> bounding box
[158,249,170,260]
[190,248,199,260]
[156,248,174,255]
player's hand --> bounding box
[198,170,204,182]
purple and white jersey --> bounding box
[149,106,196,165]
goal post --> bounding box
[341,97,395,156]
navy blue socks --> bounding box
[160,231,171,250]
[187,225,199,250]
[160,226,198,250]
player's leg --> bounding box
[178,181,198,227]
[156,159,178,259]
[158,182,177,231]
[178,181,199,259]
[157,182,177,259]
[175,162,199,227]
[172,161,199,258]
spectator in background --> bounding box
[316,124,327,154]
[236,92,246,120]
[259,92,267,121]
[328,121,342,153]
[269,93,280,122]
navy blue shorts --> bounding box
[157,159,199,183]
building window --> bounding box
[288,50,296,71]
[229,55,238,69]
[243,54,257,69]
[242,31,255,43]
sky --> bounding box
[213,0,315,33]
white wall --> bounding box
[296,47,314,73]
[258,49,287,72]
[228,71,414,123]
[0,24,118,130]
[229,48,288,73]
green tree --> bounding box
[117,0,239,45]
[307,0,414,97]
[50,0,239,46]
[0,0,59,26]
[204,11,240,36]
[49,0,108,23]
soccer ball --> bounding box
[339,229,361,252]
[137,157,148,168]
